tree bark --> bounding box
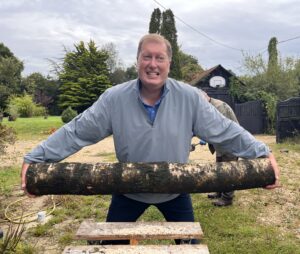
[26,159,275,196]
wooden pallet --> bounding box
[63,220,210,254]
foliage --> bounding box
[75,42,136,86]
[125,64,138,80]
[21,73,60,115]
[107,64,138,86]
[0,85,10,113]
[267,37,279,75]
[0,42,14,58]
[102,42,123,75]
[6,104,19,121]
[0,222,26,253]
[0,54,24,110]
[0,123,16,155]
[230,75,278,133]
[109,67,127,85]
[20,73,40,95]
[160,9,182,80]
[178,50,203,82]
[256,91,277,133]
[228,77,247,102]
[149,8,161,33]
[241,51,300,101]
[233,40,300,132]
[58,40,111,113]
[61,106,78,123]
[100,43,128,86]
[6,94,46,118]
[0,42,24,110]
[149,8,204,81]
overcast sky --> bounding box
[1,0,299,77]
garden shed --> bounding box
[191,64,237,109]
[191,65,266,134]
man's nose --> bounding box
[149,57,158,66]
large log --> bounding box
[26,159,275,195]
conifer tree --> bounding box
[58,40,111,113]
[149,8,161,33]
[160,9,182,79]
[267,37,279,75]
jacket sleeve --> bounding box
[24,90,113,163]
[193,93,270,159]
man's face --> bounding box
[137,41,171,90]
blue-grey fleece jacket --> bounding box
[24,78,270,203]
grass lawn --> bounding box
[194,193,299,254]
[0,117,299,253]
[2,116,64,140]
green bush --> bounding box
[61,107,78,123]
[6,104,19,121]
[257,91,277,133]
[6,95,47,118]
[34,105,47,117]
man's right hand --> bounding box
[265,153,280,189]
[21,162,35,197]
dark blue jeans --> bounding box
[98,194,199,245]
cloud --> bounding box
[0,0,299,76]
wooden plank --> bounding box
[75,221,203,241]
[63,244,210,254]
[26,159,275,195]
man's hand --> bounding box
[21,162,35,197]
[265,153,280,189]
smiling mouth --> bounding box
[146,71,159,76]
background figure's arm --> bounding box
[193,97,269,158]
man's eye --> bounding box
[157,56,166,62]
[143,55,152,61]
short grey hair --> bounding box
[137,34,172,61]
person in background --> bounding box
[202,92,239,206]
[21,33,280,245]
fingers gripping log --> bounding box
[26,159,275,196]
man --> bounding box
[21,34,280,244]
[203,92,239,206]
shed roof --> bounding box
[190,64,242,86]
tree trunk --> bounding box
[26,159,275,196]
